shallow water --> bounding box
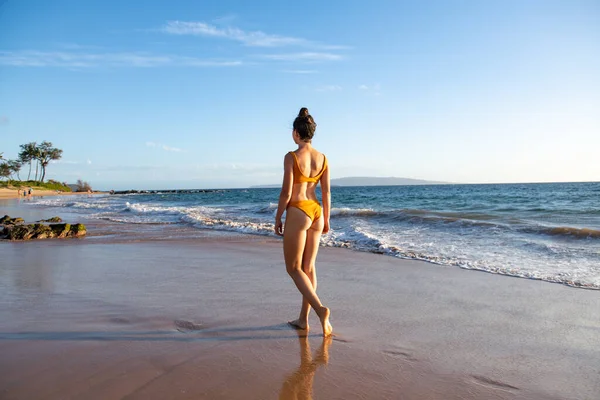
[21,181,600,289]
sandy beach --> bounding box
[0,187,102,199]
[0,199,599,399]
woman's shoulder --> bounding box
[307,148,325,157]
[314,149,327,161]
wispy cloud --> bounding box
[359,84,380,90]
[146,141,185,153]
[358,83,382,95]
[0,50,242,68]
[50,160,79,164]
[162,21,307,47]
[162,145,184,153]
[262,52,343,62]
[315,85,342,92]
[50,159,92,165]
[161,20,350,51]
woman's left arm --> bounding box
[275,153,294,236]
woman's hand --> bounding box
[275,218,284,236]
[323,219,330,234]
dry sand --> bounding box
[0,187,101,199]
[0,200,599,399]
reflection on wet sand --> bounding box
[279,334,332,400]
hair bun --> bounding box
[298,107,310,118]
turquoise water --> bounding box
[30,182,600,289]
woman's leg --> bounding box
[284,208,332,336]
[289,215,324,330]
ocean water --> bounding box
[28,182,600,289]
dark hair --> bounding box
[293,107,317,142]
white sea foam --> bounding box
[182,211,274,235]
[25,187,600,290]
[249,202,278,214]
[31,198,115,210]
[330,207,376,217]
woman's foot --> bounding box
[317,307,333,337]
[288,319,309,331]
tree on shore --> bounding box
[0,162,9,181]
[38,141,63,182]
[17,142,63,182]
[7,160,22,181]
[0,159,22,182]
[75,179,92,192]
[3,142,64,184]
[18,142,37,181]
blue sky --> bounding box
[1,0,598,190]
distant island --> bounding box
[251,176,449,188]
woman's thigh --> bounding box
[302,216,324,271]
[283,207,313,271]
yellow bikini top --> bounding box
[289,151,328,184]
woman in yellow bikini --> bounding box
[275,107,333,337]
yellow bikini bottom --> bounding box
[288,200,322,222]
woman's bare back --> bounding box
[290,148,327,202]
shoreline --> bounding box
[1,195,598,292]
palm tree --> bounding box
[38,141,63,182]
[33,145,41,181]
[18,142,37,181]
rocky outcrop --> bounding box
[1,215,86,241]
[38,217,63,223]
[50,223,71,238]
[70,223,87,237]
[0,215,24,225]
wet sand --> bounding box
[0,202,599,399]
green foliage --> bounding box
[0,180,72,192]
[41,180,72,192]
[18,142,39,181]
[38,141,63,182]
[5,141,64,183]
[0,162,10,179]
[0,160,21,181]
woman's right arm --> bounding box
[275,153,294,236]
[320,159,331,233]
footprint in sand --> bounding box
[382,347,418,361]
[331,336,351,343]
[471,375,519,391]
[174,319,204,333]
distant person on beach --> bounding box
[275,107,333,337]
